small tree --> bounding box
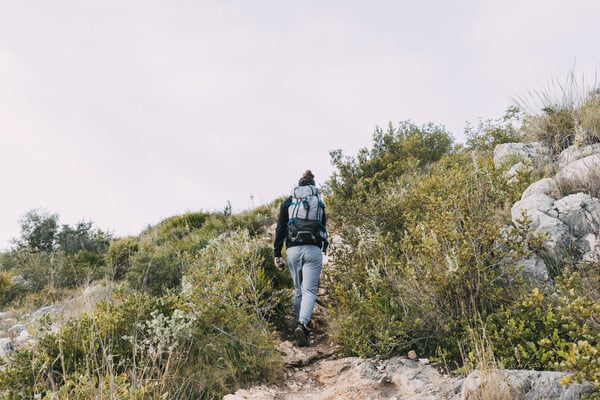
[16,209,59,252]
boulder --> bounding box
[511,193,558,229]
[0,337,13,358]
[555,154,600,195]
[7,323,26,336]
[515,254,550,285]
[558,143,600,168]
[493,142,550,169]
[536,215,572,263]
[462,369,592,400]
[522,178,561,200]
[578,234,600,263]
[13,329,31,344]
[496,138,600,287]
[554,193,600,238]
[511,192,573,266]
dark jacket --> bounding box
[273,195,327,258]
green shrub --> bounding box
[325,121,453,228]
[464,106,524,152]
[230,201,279,237]
[0,271,24,307]
[14,250,60,292]
[184,230,291,326]
[0,292,164,398]
[327,150,530,361]
[153,212,210,245]
[0,231,285,399]
[106,236,140,280]
[126,243,185,296]
[483,269,600,394]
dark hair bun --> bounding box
[298,170,316,186]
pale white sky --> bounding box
[1,0,599,250]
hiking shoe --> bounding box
[294,324,309,347]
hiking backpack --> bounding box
[286,185,328,250]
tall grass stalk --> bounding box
[460,320,517,400]
[514,67,600,155]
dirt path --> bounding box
[225,324,463,400]
[223,261,463,400]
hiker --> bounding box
[274,170,328,347]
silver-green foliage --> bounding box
[0,230,286,399]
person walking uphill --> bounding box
[274,170,328,347]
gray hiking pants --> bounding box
[286,244,323,325]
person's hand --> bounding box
[274,257,286,270]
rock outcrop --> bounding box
[497,142,600,286]
[494,142,551,182]
[224,354,592,400]
[0,283,112,360]
[461,369,592,400]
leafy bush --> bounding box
[0,292,163,398]
[1,211,112,304]
[325,121,453,228]
[8,249,106,295]
[230,201,279,237]
[481,269,600,394]
[326,147,531,361]
[0,272,283,399]
[0,271,24,307]
[184,230,292,327]
[106,236,140,280]
[151,212,210,245]
[15,209,59,252]
[126,242,185,296]
[464,106,523,152]
[123,206,281,297]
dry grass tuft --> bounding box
[514,68,600,156]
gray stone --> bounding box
[7,323,26,336]
[14,330,31,344]
[558,143,600,168]
[10,275,26,286]
[536,215,572,262]
[511,193,558,230]
[555,154,600,195]
[576,233,596,256]
[516,254,550,284]
[359,360,386,381]
[32,305,58,319]
[579,234,600,263]
[461,369,593,400]
[555,193,600,238]
[522,178,561,200]
[0,337,13,358]
[494,142,550,169]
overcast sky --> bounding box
[1,1,599,250]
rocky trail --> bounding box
[225,329,593,400]
[225,298,462,400]
[225,326,463,400]
[224,300,592,400]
